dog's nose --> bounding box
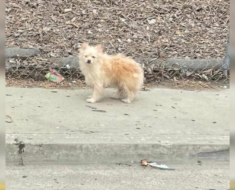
[87,59,91,64]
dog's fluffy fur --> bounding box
[79,43,144,103]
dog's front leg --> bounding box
[87,84,103,103]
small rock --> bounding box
[93,9,98,14]
[119,18,126,23]
[64,8,72,12]
[147,19,156,25]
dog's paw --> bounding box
[121,99,131,104]
[111,95,121,100]
[86,98,96,103]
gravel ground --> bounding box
[6,78,228,91]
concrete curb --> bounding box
[6,47,41,58]
[6,143,229,165]
[5,47,225,71]
[6,55,227,81]
[49,56,224,71]
[166,58,223,70]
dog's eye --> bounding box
[92,56,96,59]
[85,55,88,58]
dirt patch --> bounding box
[6,78,228,91]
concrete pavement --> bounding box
[6,162,229,190]
[5,87,230,164]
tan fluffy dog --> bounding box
[79,43,144,103]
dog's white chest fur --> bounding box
[80,63,110,87]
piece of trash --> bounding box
[148,163,175,170]
[5,115,13,123]
[66,64,71,69]
[14,140,25,166]
[18,141,25,154]
[141,159,148,166]
[141,159,175,170]
[45,69,64,83]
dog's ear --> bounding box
[81,43,88,50]
[96,44,103,53]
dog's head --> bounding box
[79,43,103,64]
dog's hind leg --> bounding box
[112,88,126,100]
[121,86,135,104]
